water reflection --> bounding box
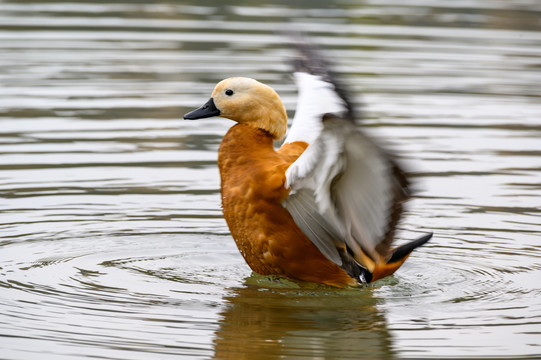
[215,280,394,360]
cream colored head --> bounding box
[210,77,288,140]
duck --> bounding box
[183,42,432,287]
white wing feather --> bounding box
[283,73,404,266]
[283,72,348,145]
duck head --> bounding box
[184,77,288,140]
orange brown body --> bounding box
[218,125,357,287]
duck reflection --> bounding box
[213,277,395,360]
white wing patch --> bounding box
[285,117,344,212]
[280,42,414,276]
[285,117,398,266]
[284,113,400,269]
[283,72,348,145]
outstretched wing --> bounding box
[282,41,410,275]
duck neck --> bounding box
[218,124,274,159]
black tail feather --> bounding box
[388,233,433,264]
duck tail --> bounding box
[368,233,433,282]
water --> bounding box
[1,0,540,359]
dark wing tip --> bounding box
[287,35,359,122]
[289,38,332,81]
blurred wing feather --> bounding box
[283,40,410,271]
[332,127,403,261]
[285,115,407,264]
[285,188,344,266]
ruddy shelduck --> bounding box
[184,43,432,287]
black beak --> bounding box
[183,98,220,120]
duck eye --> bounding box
[225,89,234,96]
